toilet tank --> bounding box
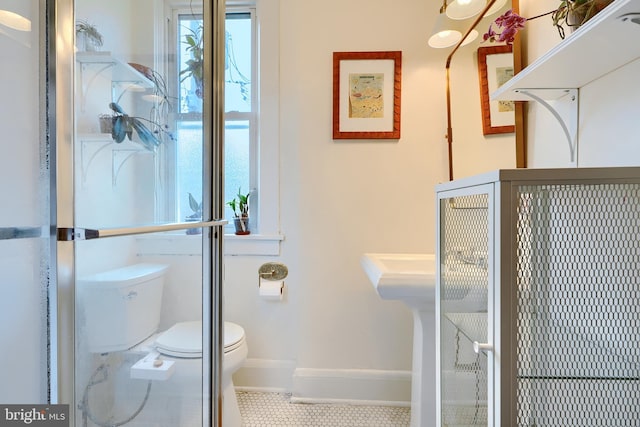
[78,263,168,353]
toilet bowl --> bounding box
[78,263,248,427]
[154,320,248,427]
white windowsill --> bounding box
[224,233,283,256]
[135,232,283,256]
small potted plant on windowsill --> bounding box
[226,188,250,235]
[186,192,202,235]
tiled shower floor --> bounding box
[236,391,411,427]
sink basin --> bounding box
[360,253,436,301]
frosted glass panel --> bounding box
[0,0,50,404]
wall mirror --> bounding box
[444,0,525,180]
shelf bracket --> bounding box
[515,89,578,165]
[112,148,154,186]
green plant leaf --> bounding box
[188,192,202,213]
[112,116,126,143]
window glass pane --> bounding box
[225,14,251,113]
[179,17,203,114]
[177,121,203,220]
[224,120,250,221]
[175,12,253,228]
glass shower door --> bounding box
[54,0,225,426]
[0,0,52,404]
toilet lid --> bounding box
[155,321,245,358]
[224,322,245,353]
[155,321,202,358]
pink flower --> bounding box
[483,9,527,45]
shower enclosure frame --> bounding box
[49,0,227,425]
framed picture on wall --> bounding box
[332,51,402,139]
[478,45,515,135]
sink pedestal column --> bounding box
[410,309,436,427]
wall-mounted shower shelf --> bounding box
[76,52,154,111]
[76,52,154,84]
[79,134,154,187]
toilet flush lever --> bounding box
[125,291,138,300]
[473,341,493,354]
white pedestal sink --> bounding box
[360,253,436,427]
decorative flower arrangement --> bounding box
[483,0,614,44]
[483,9,527,44]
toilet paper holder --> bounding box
[258,262,288,286]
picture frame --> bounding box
[332,51,402,139]
[477,45,515,135]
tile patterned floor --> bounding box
[237,391,411,427]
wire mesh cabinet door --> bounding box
[437,167,640,427]
[513,181,640,426]
[436,183,495,427]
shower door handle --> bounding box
[57,220,228,241]
[473,341,493,354]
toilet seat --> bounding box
[155,321,245,358]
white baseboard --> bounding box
[291,367,412,406]
[233,358,296,393]
[233,360,412,406]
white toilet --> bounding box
[78,263,248,427]
[154,319,248,426]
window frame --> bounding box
[167,0,282,255]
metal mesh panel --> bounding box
[516,183,640,426]
[440,194,490,427]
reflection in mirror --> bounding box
[438,0,524,180]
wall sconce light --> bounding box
[0,9,31,32]
[429,0,479,49]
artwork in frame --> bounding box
[332,51,402,139]
[477,45,515,135]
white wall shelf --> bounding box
[492,0,640,102]
[491,0,640,164]
[76,51,154,85]
[76,51,154,111]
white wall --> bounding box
[225,0,516,402]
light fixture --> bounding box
[0,9,31,32]
[428,0,479,49]
[429,17,478,48]
[446,0,487,20]
[483,0,508,17]
[428,11,462,48]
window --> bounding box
[171,1,281,254]
[174,8,255,233]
